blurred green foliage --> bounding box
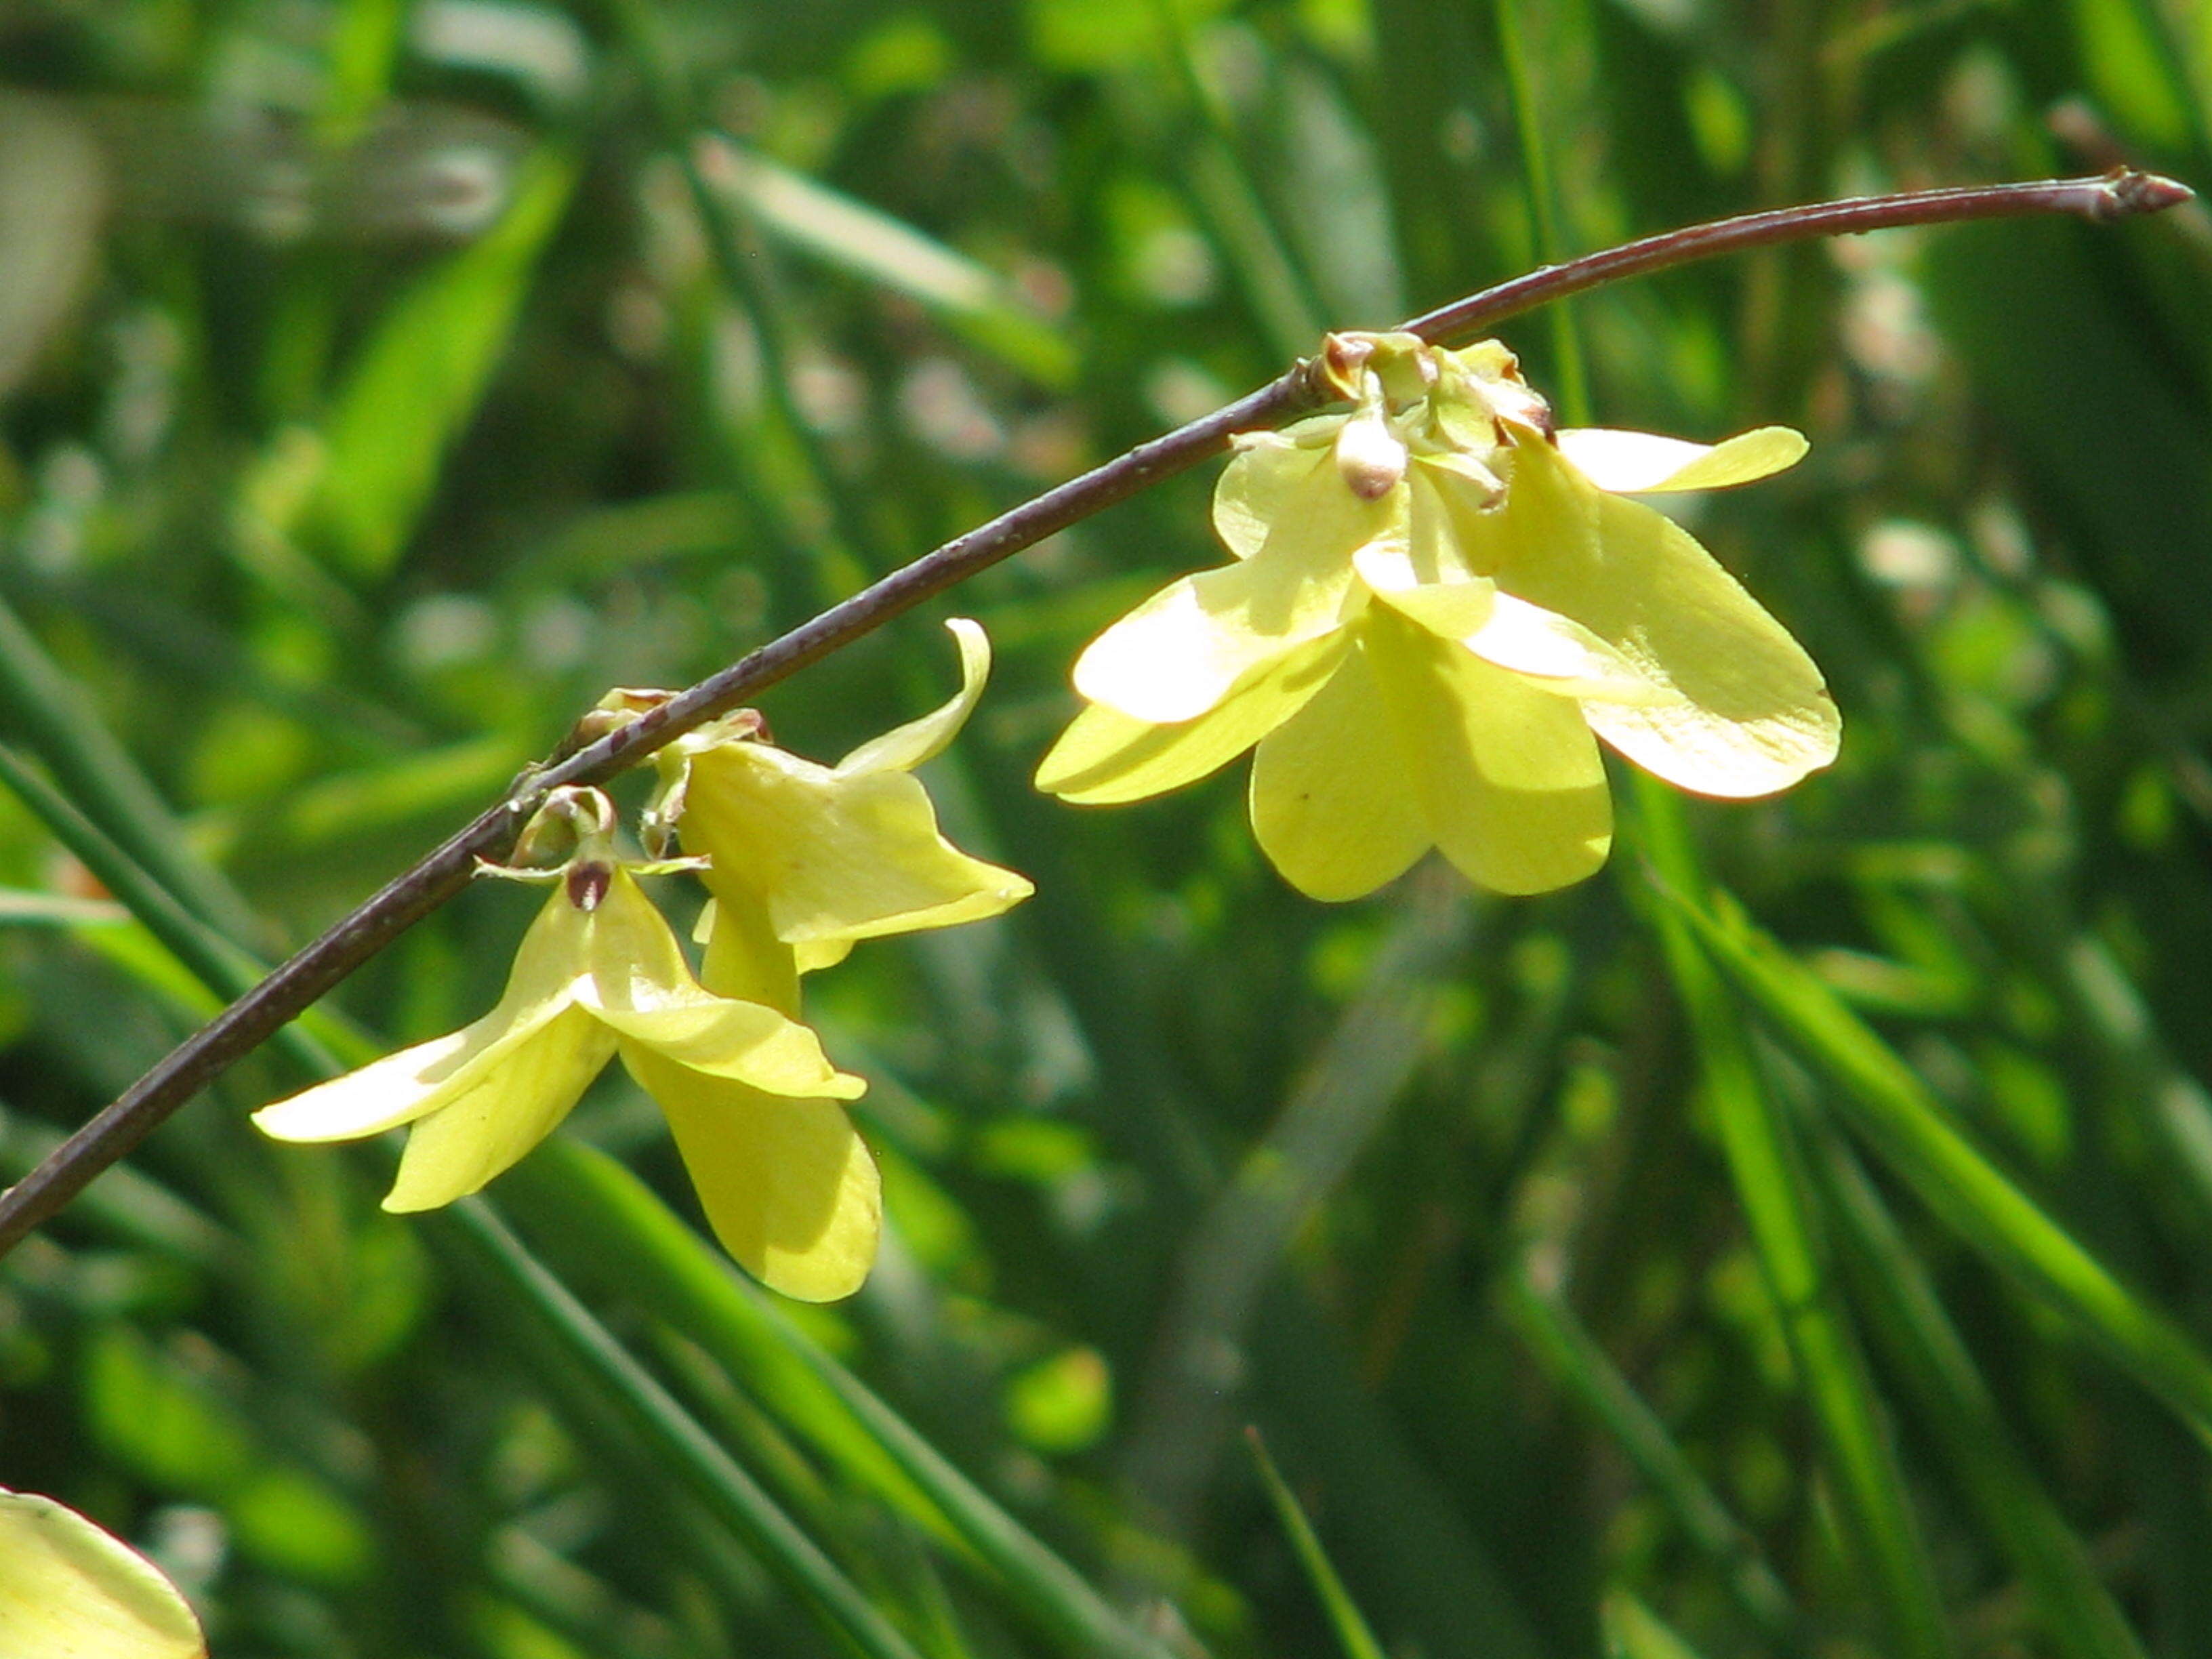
[2,1,2211,1656]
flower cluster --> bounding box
[257,621,1029,1301]
[258,338,1847,1300]
[1036,332,1840,899]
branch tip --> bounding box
[2103,169,2195,218]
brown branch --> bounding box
[0,169,2189,1260]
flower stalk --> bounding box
[0,168,2190,1263]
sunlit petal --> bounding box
[1367,609,1612,895]
[1248,632,1429,900]
[1462,593,1675,703]
[1036,632,1349,804]
[835,618,990,775]
[1578,691,1841,798]
[255,884,592,1143]
[571,868,859,1083]
[685,745,1033,945]
[0,1489,206,1659]
[604,1005,862,1096]
[1214,425,1335,558]
[638,1059,882,1303]
[1358,557,1496,639]
[382,1006,615,1210]
[1556,425,1807,493]
[795,937,855,974]
[253,1027,485,1143]
[1070,542,1366,724]
[1487,435,1839,796]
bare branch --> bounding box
[0,169,2188,1260]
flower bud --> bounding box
[1334,404,1408,499]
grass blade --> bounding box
[1658,867,2212,1443]
[1246,1427,1385,1659]
[1629,779,1953,1659]
[1814,1129,2148,1659]
[1504,1258,1798,1645]
[306,150,576,576]
[503,1139,1179,1659]
[434,1197,933,1659]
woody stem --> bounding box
[0,168,2190,1260]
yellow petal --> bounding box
[1213,426,1334,558]
[685,745,1033,945]
[834,618,990,776]
[1555,426,1807,492]
[1353,469,1498,640]
[255,884,593,1143]
[699,891,802,1016]
[604,1008,862,1097]
[1357,562,1495,642]
[1035,633,1349,804]
[1462,593,1675,704]
[576,865,710,998]
[1248,634,1430,900]
[253,1028,478,1142]
[795,937,855,974]
[1402,462,1498,583]
[1366,609,1613,896]
[382,1005,615,1211]
[1072,474,1383,723]
[1487,435,1839,797]
[636,1058,882,1302]
[0,1490,206,1659]
[573,868,855,1086]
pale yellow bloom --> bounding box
[1038,335,1839,899]
[0,1488,206,1659]
[656,617,1033,976]
[633,618,1033,1298]
[258,626,1029,1304]
[255,790,859,1231]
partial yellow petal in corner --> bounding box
[0,1489,206,1659]
[637,1057,883,1303]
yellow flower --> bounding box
[1037,335,1839,899]
[255,787,861,1246]
[631,617,1033,1298]
[654,617,1033,979]
[0,1488,207,1659]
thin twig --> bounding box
[0,169,2188,1260]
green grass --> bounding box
[3,1,2211,1656]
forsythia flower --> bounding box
[258,623,1026,1301]
[0,1488,207,1658]
[256,785,861,1227]
[631,617,1033,1298]
[1036,333,1840,899]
